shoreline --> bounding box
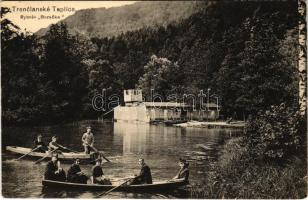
[173,120,246,129]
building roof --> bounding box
[143,102,190,108]
[204,103,220,108]
[142,102,219,108]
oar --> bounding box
[84,142,111,162]
[15,146,41,161]
[61,146,79,153]
[34,149,57,164]
[96,177,134,197]
[97,151,111,163]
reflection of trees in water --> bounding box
[113,122,237,157]
[114,122,150,155]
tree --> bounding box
[1,7,44,125]
[216,13,296,117]
[40,23,88,121]
[137,55,181,100]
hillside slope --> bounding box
[36,1,206,37]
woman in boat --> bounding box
[172,158,189,182]
[67,159,88,184]
[129,158,152,185]
[91,158,111,185]
[33,134,48,153]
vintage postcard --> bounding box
[1,0,307,198]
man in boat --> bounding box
[67,159,88,184]
[33,134,48,153]
[129,158,152,185]
[91,158,111,185]
[82,126,94,154]
[172,158,189,182]
[44,154,66,181]
[48,136,67,153]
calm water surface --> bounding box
[2,120,242,198]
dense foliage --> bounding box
[137,55,182,99]
[1,2,306,198]
[190,103,306,198]
[36,1,204,37]
[245,104,306,163]
[2,8,42,124]
[2,1,300,125]
[191,137,306,199]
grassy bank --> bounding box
[190,137,307,198]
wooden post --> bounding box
[298,0,307,115]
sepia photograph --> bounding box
[1,0,307,198]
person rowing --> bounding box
[172,158,189,183]
[33,134,48,153]
[128,158,152,185]
[67,159,88,184]
[82,126,94,154]
[48,136,67,153]
[81,126,110,162]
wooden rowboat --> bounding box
[42,179,188,192]
[6,146,95,161]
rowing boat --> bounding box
[6,146,95,161]
[42,179,188,192]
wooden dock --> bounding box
[173,120,245,129]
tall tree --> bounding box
[1,7,43,125]
[40,23,88,121]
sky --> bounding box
[1,1,137,33]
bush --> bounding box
[244,103,306,163]
[190,138,307,199]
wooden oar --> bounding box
[61,146,79,153]
[97,151,111,163]
[84,142,111,162]
[34,149,58,164]
[96,177,134,197]
[15,146,41,161]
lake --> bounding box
[2,120,242,198]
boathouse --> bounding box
[114,89,220,123]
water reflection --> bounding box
[2,120,242,198]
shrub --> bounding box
[190,138,307,199]
[244,103,306,163]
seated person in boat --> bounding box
[48,136,66,153]
[55,160,67,182]
[67,159,88,184]
[82,126,94,154]
[129,158,152,185]
[172,158,189,182]
[91,158,111,185]
[44,155,66,181]
[33,134,48,153]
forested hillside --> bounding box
[2,1,299,126]
[36,1,205,37]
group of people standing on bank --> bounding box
[34,126,189,185]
